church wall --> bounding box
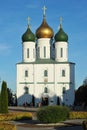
[16,62,75,106]
[55,64,70,83]
[16,64,35,105]
[34,64,54,83]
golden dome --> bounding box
[36,18,54,38]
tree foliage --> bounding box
[7,88,14,106]
[83,77,87,86]
[0,81,8,113]
[7,88,17,106]
[75,84,87,106]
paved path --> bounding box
[16,125,83,130]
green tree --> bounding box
[7,88,14,106]
[75,85,87,106]
[0,81,8,113]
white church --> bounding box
[16,6,75,106]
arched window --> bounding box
[33,49,35,58]
[62,70,65,77]
[44,87,48,93]
[24,86,29,94]
[44,46,46,58]
[44,70,48,77]
[62,87,66,94]
[60,48,63,57]
[27,48,29,58]
[38,47,40,58]
[25,70,28,77]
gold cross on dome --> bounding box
[60,16,63,25]
[42,6,47,16]
[27,17,31,28]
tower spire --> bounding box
[42,5,47,18]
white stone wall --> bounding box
[16,62,75,106]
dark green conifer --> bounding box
[0,81,8,113]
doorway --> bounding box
[42,97,49,106]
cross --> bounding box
[60,17,63,25]
[27,17,31,28]
[42,6,47,16]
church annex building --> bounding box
[16,6,75,106]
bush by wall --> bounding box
[37,105,69,123]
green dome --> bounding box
[55,25,68,42]
[22,26,35,42]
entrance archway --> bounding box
[41,97,49,106]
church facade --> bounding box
[16,6,75,106]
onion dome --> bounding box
[36,6,54,39]
[22,26,35,42]
[22,17,35,42]
[55,24,68,42]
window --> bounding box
[33,49,35,58]
[25,70,28,77]
[24,86,29,94]
[27,48,29,58]
[44,70,48,77]
[44,46,46,58]
[55,48,57,58]
[62,70,65,77]
[44,87,48,93]
[38,47,40,58]
[60,48,63,57]
[62,87,66,94]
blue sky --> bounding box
[0,0,87,92]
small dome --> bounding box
[22,26,35,42]
[55,24,68,42]
[36,18,54,39]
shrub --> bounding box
[0,122,16,130]
[14,112,32,121]
[37,105,69,123]
[82,120,87,130]
[0,112,32,121]
[69,111,87,119]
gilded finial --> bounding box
[27,17,31,28]
[42,6,47,17]
[59,17,63,28]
